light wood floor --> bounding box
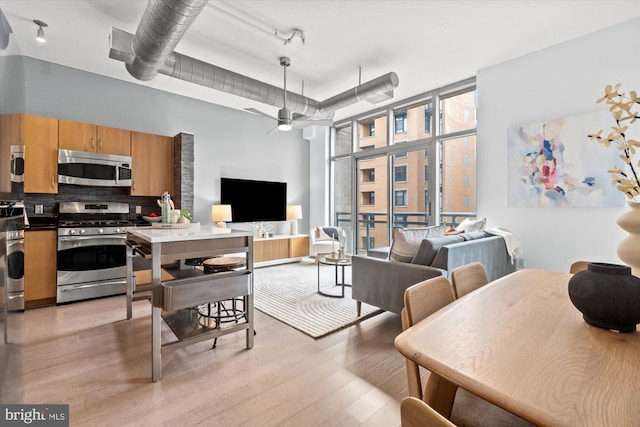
[1,294,534,426]
[1,295,408,426]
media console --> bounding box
[254,234,309,267]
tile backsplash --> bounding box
[24,185,167,219]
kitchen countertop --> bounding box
[125,224,252,243]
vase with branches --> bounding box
[588,84,640,202]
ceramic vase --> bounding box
[568,262,640,333]
[617,201,640,277]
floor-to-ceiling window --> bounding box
[331,78,477,254]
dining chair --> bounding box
[570,260,590,274]
[450,262,489,299]
[400,396,457,427]
[402,276,456,401]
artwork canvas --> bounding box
[507,111,624,208]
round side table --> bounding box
[317,255,352,298]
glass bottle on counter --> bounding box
[161,192,171,223]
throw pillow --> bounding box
[456,218,486,233]
[444,225,465,236]
[411,235,465,266]
[389,224,449,263]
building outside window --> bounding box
[362,191,375,205]
[394,164,407,182]
[363,120,375,137]
[362,168,375,183]
[394,214,408,228]
[424,104,432,134]
[394,190,408,207]
[394,111,407,134]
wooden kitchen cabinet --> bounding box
[0,114,17,193]
[24,230,58,307]
[130,131,173,196]
[0,114,58,194]
[59,120,131,156]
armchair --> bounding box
[311,226,344,261]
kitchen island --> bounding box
[125,225,254,382]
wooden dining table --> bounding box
[394,269,640,427]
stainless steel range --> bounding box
[56,201,142,303]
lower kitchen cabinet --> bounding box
[24,230,57,307]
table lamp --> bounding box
[211,204,232,228]
[286,205,302,235]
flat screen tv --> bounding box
[220,177,287,223]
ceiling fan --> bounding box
[245,57,333,133]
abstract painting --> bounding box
[507,111,624,208]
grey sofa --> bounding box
[352,232,515,314]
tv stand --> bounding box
[254,234,309,267]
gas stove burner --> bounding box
[57,201,135,228]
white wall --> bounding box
[304,125,331,234]
[477,17,640,272]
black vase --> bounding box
[568,262,640,333]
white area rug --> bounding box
[253,259,384,338]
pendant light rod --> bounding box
[280,56,290,109]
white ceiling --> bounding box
[2,0,640,122]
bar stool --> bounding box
[198,256,247,348]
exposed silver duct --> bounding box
[109,0,399,118]
[318,72,399,112]
[163,51,324,118]
[126,0,209,81]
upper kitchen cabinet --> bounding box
[0,114,58,194]
[130,131,173,196]
[0,114,17,193]
[59,120,131,156]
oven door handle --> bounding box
[59,280,127,291]
[58,234,127,243]
[57,235,126,250]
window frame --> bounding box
[331,77,477,254]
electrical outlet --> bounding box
[135,205,142,214]
[35,204,44,214]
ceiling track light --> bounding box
[33,19,47,43]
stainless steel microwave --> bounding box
[58,149,132,187]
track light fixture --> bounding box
[33,19,47,43]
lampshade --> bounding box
[211,204,232,227]
[286,205,302,220]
